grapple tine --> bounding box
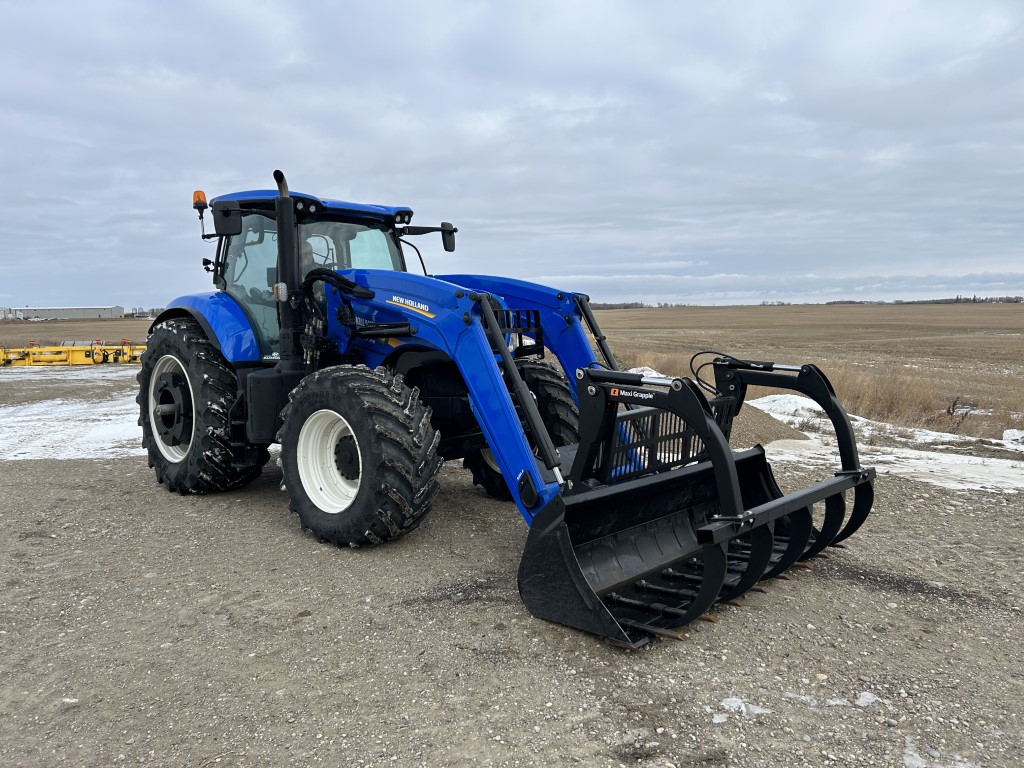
[717,524,774,602]
[831,481,875,545]
[618,618,688,641]
[608,592,694,619]
[799,493,847,561]
[761,508,813,580]
[637,579,699,598]
[662,569,704,585]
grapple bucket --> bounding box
[517,363,875,648]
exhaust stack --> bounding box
[273,170,304,374]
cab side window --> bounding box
[223,213,280,355]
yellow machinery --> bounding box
[0,339,146,366]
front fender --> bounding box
[153,292,262,363]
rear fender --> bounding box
[152,293,261,363]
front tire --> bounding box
[137,317,269,494]
[278,365,442,547]
[464,360,580,500]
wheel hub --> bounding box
[153,371,193,447]
[334,435,361,480]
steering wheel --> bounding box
[248,287,275,307]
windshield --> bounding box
[299,220,405,273]
[220,215,405,358]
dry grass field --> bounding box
[598,303,1023,439]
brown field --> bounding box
[4,304,1021,438]
[597,303,1024,439]
[0,318,153,348]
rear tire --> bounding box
[278,365,442,547]
[464,360,579,500]
[137,317,269,494]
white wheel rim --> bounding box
[149,354,195,464]
[481,447,502,474]
[296,409,361,513]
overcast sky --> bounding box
[2,1,1023,308]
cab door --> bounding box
[220,212,281,358]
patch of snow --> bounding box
[711,713,728,724]
[749,395,1024,493]
[0,394,145,460]
[765,434,1024,493]
[751,395,988,445]
[0,368,143,460]
[904,736,982,768]
[855,691,881,707]
[720,697,772,717]
[626,366,667,378]
[748,394,824,422]
[0,366,139,386]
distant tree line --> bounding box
[590,296,1023,309]
[589,301,693,309]
[826,296,1023,305]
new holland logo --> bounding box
[385,295,435,318]
[611,387,655,400]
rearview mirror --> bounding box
[211,200,243,237]
[402,222,458,252]
[441,221,457,253]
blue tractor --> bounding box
[138,170,876,647]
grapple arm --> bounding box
[714,359,862,472]
[711,358,875,545]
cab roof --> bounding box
[210,190,413,221]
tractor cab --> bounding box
[192,189,431,358]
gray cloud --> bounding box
[1,0,1022,308]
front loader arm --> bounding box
[436,274,604,395]
[323,270,564,520]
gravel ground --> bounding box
[1,380,1022,767]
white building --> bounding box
[7,306,126,320]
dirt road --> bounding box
[2,455,1021,766]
